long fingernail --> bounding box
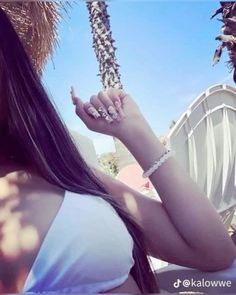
[88,106,101,119]
[70,86,77,105]
[98,106,113,123]
[114,101,125,118]
[104,115,113,124]
[70,86,75,97]
[108,105,120,120]
[114,101,121,108]
[98,106,109,118]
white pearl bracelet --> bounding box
[142,149,175,178]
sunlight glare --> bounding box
[20,225,39,252]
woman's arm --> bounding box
[119,120,236,265]
[73,88,236,271]
[92,162,236,272]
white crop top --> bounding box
[22,190,135,293]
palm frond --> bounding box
[212,1,236,82]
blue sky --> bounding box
[42,1,235,154]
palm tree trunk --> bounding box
[86,1,136,170]
[86,1,122,90]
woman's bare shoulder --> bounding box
[0,169,65,293]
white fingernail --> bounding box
[98,106,108,118]
[115,101,121,108]
[114,101,125,117]
[71,86,75,97]
[108,106,119,120]
[88,106,101,119]
[105,115,113,123]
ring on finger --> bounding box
[97,91,119,120]
[107,105,120,120]
[98,106,113,123]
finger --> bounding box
[90,95,113,124]
[74,96,96,127]
[106,88,122,105]
[83,102,101,119]
[97,91,120,121]
[106,89,126,118]
[118,89,128,101]
[70,86,75,97]
[70,86,78,105]
[107,88,127,104]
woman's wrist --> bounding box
[117,120,167,171]
[116,116,154,143]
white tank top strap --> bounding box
[22,190,135,293]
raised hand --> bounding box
[71,87,148,140]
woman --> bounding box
[0,6,235,294]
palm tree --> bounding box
[86,1,122,90]
[86,1,132,171]
[212,2,236,82]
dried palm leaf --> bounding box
[212,2,236,82]
[213,44,225,66]
[0,1,70,75]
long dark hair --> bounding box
[0,7,159,293]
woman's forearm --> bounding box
[119,120,236,258]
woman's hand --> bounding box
[71,87,150,140]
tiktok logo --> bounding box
[173,279,182,288]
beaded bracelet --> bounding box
[142,149,176,178]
